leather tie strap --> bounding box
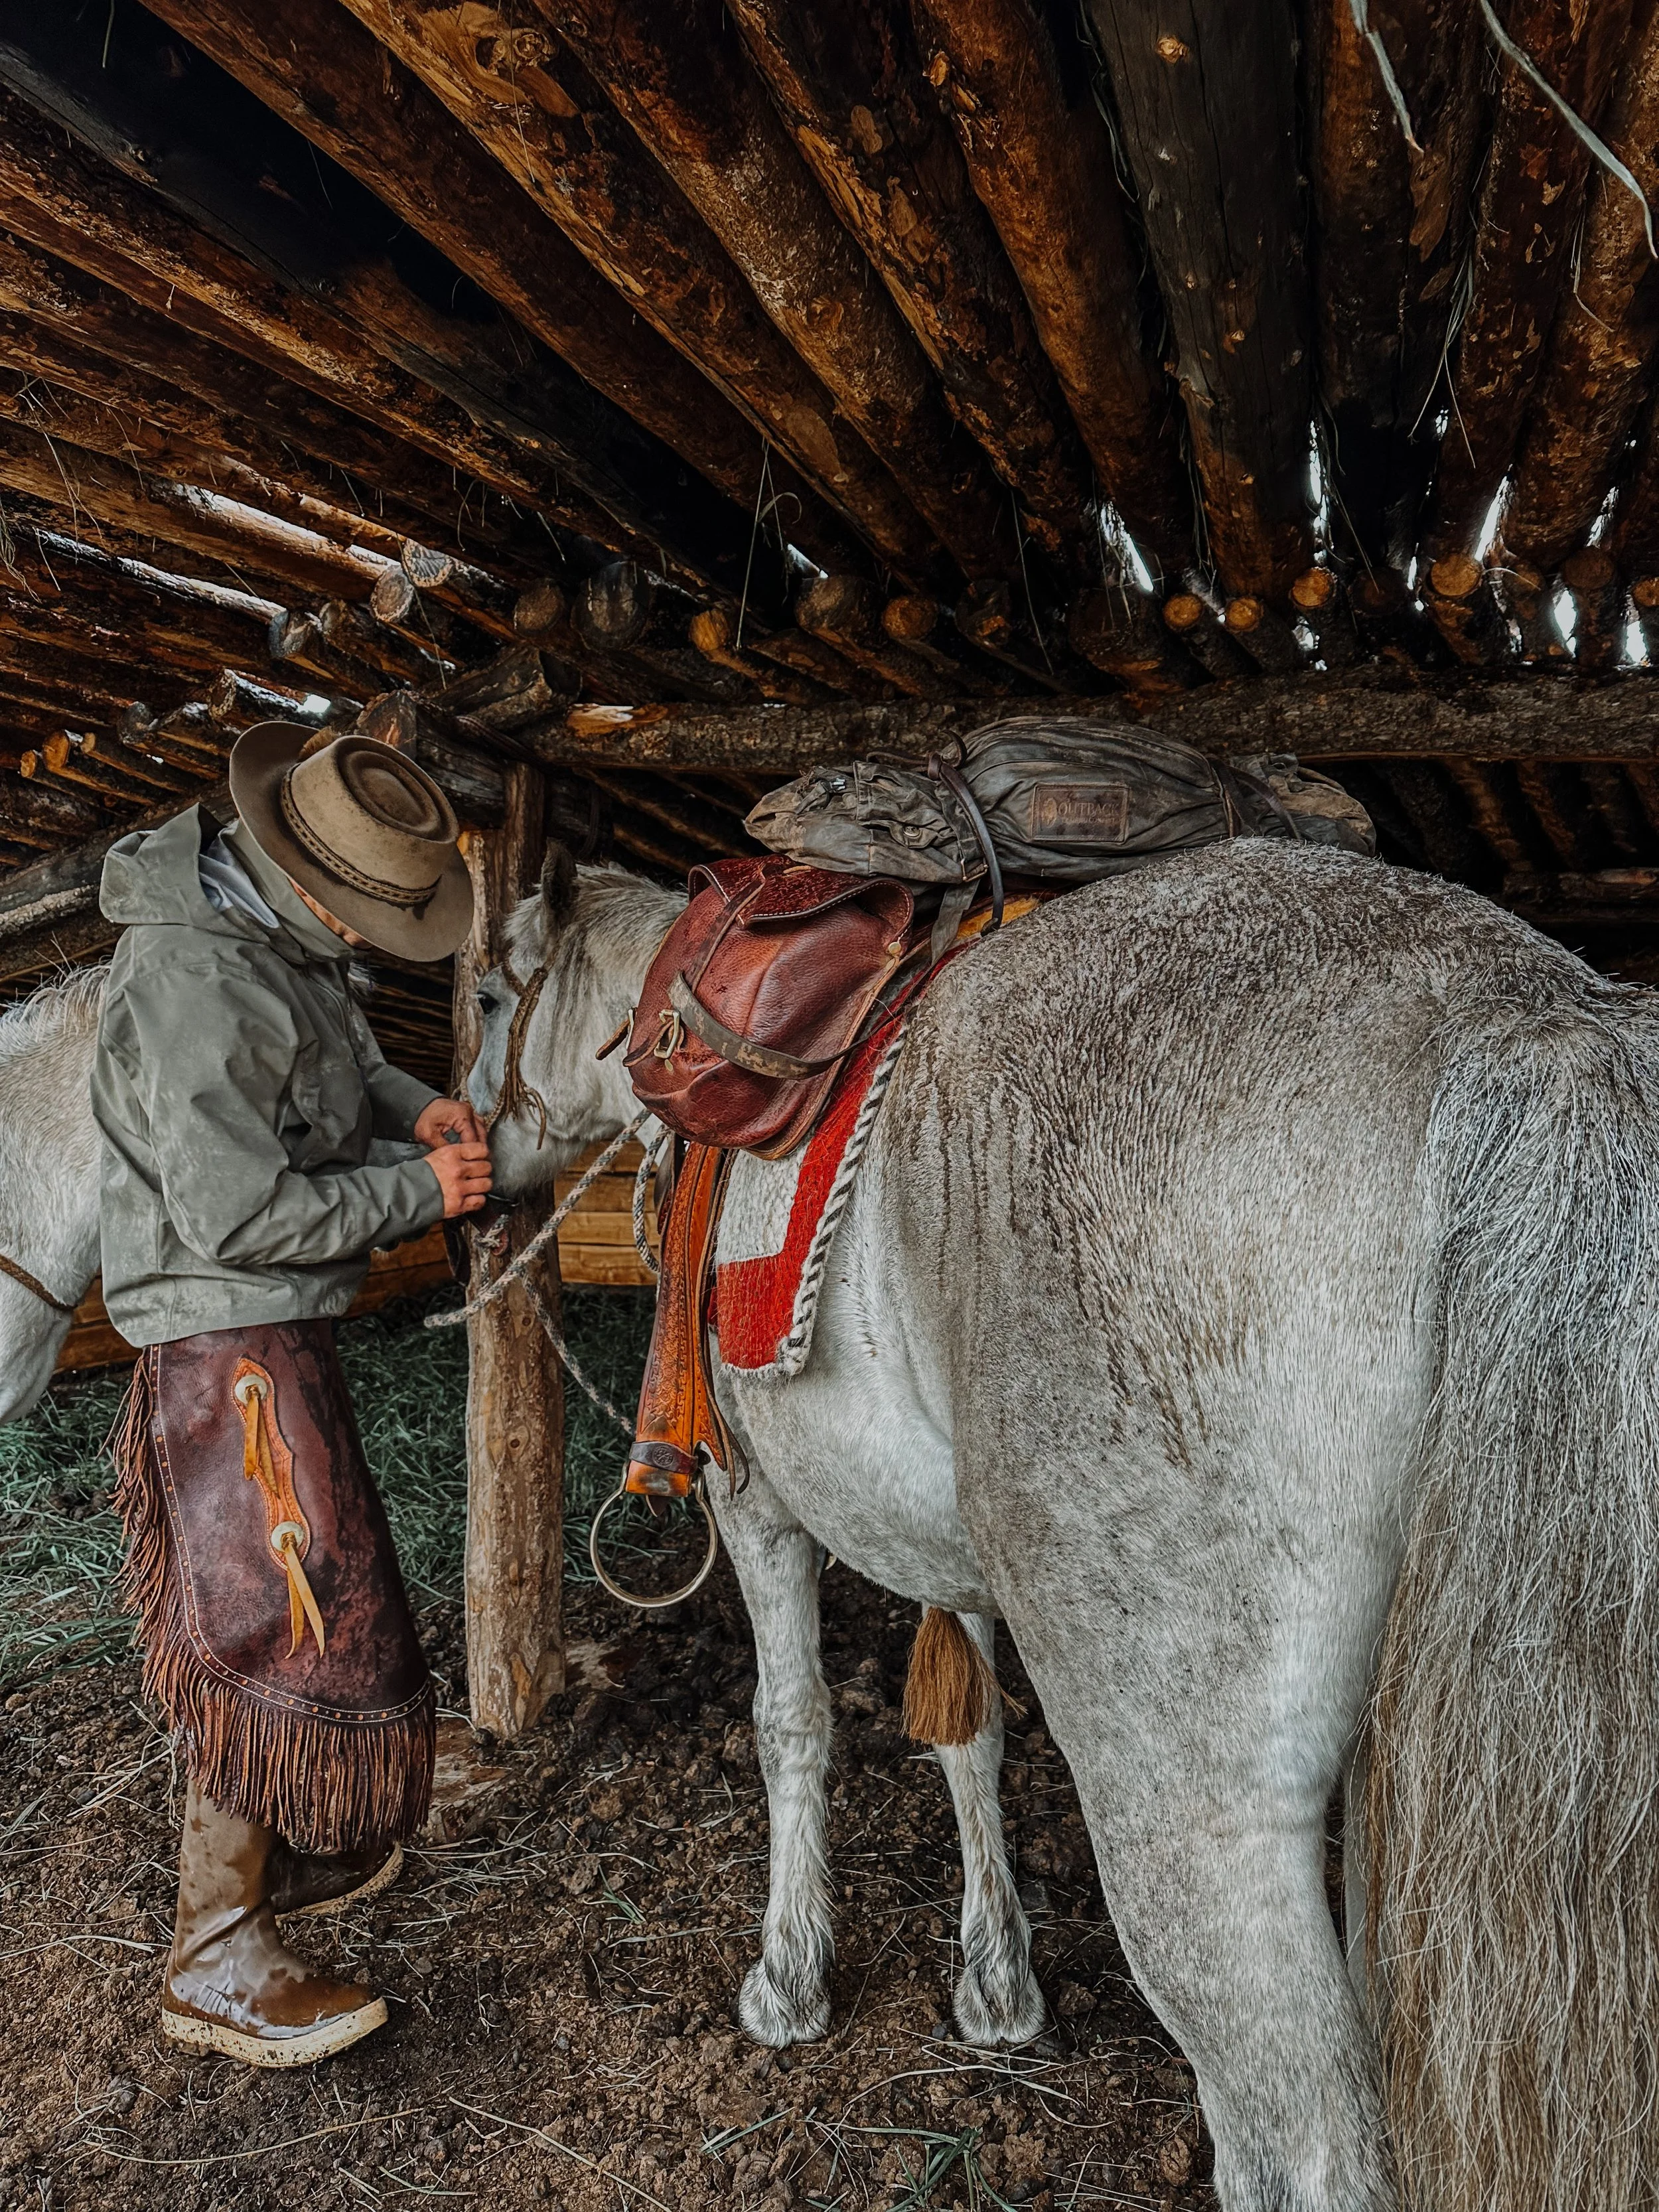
[233,1360,327,1659]
[0,1249,74,1315]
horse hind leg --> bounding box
[713,1482,835,2046]
[934,1613,1046,2047]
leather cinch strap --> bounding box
[626,1143,737,1499]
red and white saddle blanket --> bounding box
[713,1015,908,1380]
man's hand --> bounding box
[414,1096,484,1148]
[423,1136,493,1218]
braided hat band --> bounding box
[277,769,441,911]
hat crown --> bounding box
[284,739,460,897]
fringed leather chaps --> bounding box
[113,1320,435,1855]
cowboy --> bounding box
[90,725,493,2067]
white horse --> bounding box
[0,965,107,1420]
[472,838,1659,2212]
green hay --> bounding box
[0,1284,654,1693]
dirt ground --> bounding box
[0,1560,1217,2212]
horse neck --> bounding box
[0,986,104,1300]
[569,870,686,1137]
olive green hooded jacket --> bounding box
[91,806,446,1347]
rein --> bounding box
[0,1249,76,1316]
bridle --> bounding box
[0,1249,75,1315]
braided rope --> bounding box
[631,1127,668,1281]
[425,1110,650,1341]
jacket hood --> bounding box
[99,805,344,966]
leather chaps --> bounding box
[112,1319,435,1855]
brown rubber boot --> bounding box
[270,1838,404,1921]
[161,1783,388,2067]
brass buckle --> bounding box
[588,1473,719,1611]
[651,1006,686,1060]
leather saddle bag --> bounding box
[622,855,916,1158]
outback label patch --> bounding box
[1027,781,1130,844]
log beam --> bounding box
[549,671,1659,771]
[1425,0,1634,557]
[137,0,860,601]
[1305,0,1483,569]
[0,80,683,573]
[648,0,1089,568]
[1504,6,1659,571]
[0,417,393,606]
[453,769,567,1738]
[906,0,1194,575]
[0,231,551,563]
[328,0,946,585]
[1079,0,1315,597]
[551,0,1021,573]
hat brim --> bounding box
[228,723,473,962]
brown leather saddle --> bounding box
[620,853,920,1161]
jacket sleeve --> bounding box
[120,962,445,1267]
[346,997,443,1140]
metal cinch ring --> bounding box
[588,1477,719,1611]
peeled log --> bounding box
[1080,0,1314,598]
[713,0,1092,566]
[0,325,409,571]
[453,765,566,1735]
[401,544,518,638]
[1425,0,1634,556]
[551,0,1018,574]
[0,19,778,589]
[0,84,651,565]
[0,232,549,563]
[1505,8,1659,571]
[1305,0,1483,569]
[0,418,391,610]
[575,561,757,705]
[328,0,948,585]
[907,0,1193,575]
[137,0,861,597]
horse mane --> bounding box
[502,861,684,989]
[0,962,108,1065]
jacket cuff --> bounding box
[369,1065,444,1142]
[369,1158,448,1250]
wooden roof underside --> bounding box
[3,0,1659,1078]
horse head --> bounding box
[468,851,684,1201]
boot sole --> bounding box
[161,1996,388,2069]
[277,1841,405,1922]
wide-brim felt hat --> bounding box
[229,723,473,961]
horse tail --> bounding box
[1368,980,1659,2211]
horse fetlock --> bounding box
[953,1903,1045,2047]
[738,1951,831,2047]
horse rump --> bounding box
[1368,978,1659,2211]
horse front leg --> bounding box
[935,1612,1046,2047]
[713,1476,835,2045]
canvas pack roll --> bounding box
[745,715,1375,884]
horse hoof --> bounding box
[737,1958,830,2048]
[952,1966,1048,2049]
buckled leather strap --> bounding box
[668,969,859,1080]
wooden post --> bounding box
[451,763,565,1739]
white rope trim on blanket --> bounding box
[760,1013,916,1382]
